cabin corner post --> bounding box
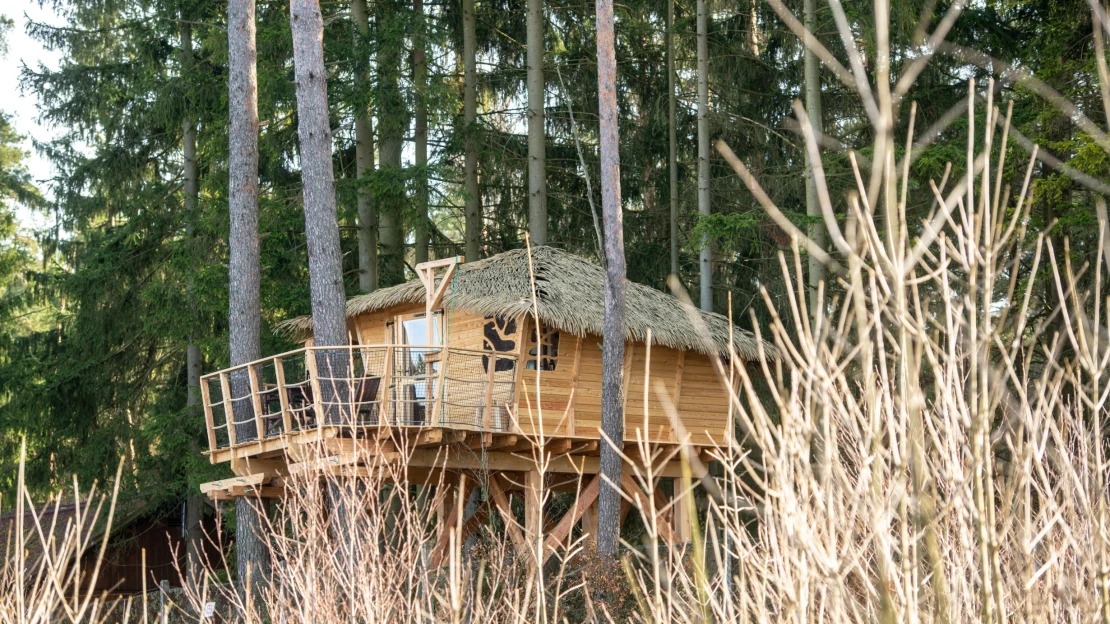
[200,375,218,453]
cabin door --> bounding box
[392,311,443,426]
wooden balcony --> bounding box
[200,344,518,463]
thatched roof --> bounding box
[278,246,774,359]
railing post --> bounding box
[219,371,238,447]
[347,344,358,428]
[248,363,265,440]
[274,356,292,434]
[483,352,497,430]
[200,376,218,452]
[381,345,395,425]
[305,348,325,429]
[432,347,449,425]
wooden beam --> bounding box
[621,473,678,544]
[486,434,519,450]
[541,473,601,563]
[401,448,699,478]
[487,475,533,564]
[200,473,266,494]
[544,439,574,457]
[465,433,493,449]
[581,500,599,549]
[430,474,474,566]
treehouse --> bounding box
[198,246,771,561]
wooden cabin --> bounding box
[198,246,771,562]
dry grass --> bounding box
[9,0,1110,621]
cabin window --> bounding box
[526,323,560,371]
[482,315,517,372]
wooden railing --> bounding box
[200,344,519,455]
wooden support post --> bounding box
[672,478,693,543]
[201,377,218,452]
[541,473,601,563]
[620,473,679,543]
[582,500,599,550]
[382,345,395,425]
[524,471,542,546]
[431,473,472,566]
[487,474,532,564]
[248,363,266,440]
[219,372,238,446]
[275,357,293,434]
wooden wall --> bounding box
[351,304,492,352]
[515,319,731,447]
[348,306,732,446]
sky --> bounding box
[3,0,64,233]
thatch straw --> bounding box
[276,246,773,359]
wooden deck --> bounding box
[200,343,520,461]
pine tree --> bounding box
[228,0,268,586]
[595,0,626,559]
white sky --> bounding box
[3,0,63,233]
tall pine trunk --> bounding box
[696,0,711,312]
[180,17,204,586]
[378,0,407,283]
[463,0,480,261]
[227,0,268,587]
[803,0,825,307]
[667,0,678,278]
[595,0,626,559]
[352,0,378,292]
[526,0,546,244]
[414,0,430,263]
[289,0,349,403]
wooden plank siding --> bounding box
[345,308,732,446]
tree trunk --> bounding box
[667,0,678,278]
[378,0,407,284]
[180,18,204,585]
[414,0,430,264]
[594,0,626,559]
[352,0,378,292]
[290,0,350,428]
[803,0,825,308]
[463,0,481,261]
[526,0,547,245]
[227,0,268,586]
[696,0,711,312]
